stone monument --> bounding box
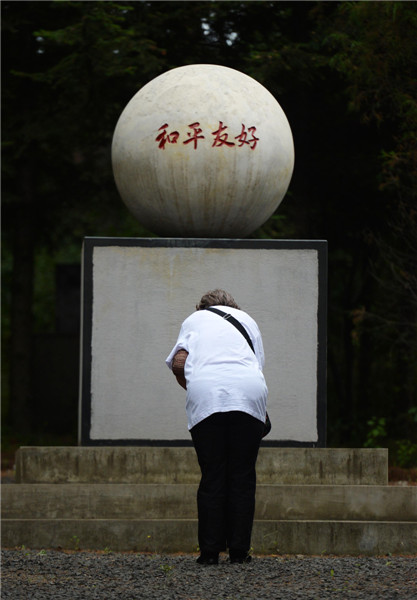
[79,64,327,446]
[7,66,413,559]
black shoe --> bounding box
[196,553,219,565]
[230,554,252,564]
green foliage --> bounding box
[20,545,31,557]
[160,564,175,576]
[393,440,417,469]
[364,417,387,448]
[320,2,417,232]
[364,410,417,467]
[71,535,80,551]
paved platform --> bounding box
[15,446,388,485]
[3,483,416,521]
[3,446,416,555]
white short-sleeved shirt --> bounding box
[166,306,268,430]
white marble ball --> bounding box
[111,64,294,237]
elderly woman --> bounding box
[166,289,268,565]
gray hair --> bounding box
[196,289,240,311]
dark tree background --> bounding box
[2,1,416,465]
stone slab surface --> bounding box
[15,447,388,485]
[82,241,323,445]
[2,519,416,555]
[3,484,416,522]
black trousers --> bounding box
[190,411,264,556]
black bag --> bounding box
[263,412,272,437]
[205,307,271,438]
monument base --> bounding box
[3,446,417,555]
[15,446,387,485]
[80,238,327,446]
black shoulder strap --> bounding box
[205,307,255,353]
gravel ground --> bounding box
[2,549,417,600]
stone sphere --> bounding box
[111,64,294,237]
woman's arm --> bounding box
[171,349,189,390]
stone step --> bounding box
[15,447,388,485]
[2,484,416,521]
[2,518,416,555]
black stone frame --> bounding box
[79,237,328,447]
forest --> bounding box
[2,1,417,467]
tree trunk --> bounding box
[10,165,36,435]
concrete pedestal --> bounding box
[80,238,327,447]
[3,446,417,555]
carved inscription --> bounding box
[156,121,259,150]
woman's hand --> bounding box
[175,374,187,390]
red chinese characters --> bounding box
[211,121,235,148]
[235,124,259,150]
[155,124,180,149]
[156,121,259,150]
[183,122,205,150]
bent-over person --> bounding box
[166,289,268,565]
